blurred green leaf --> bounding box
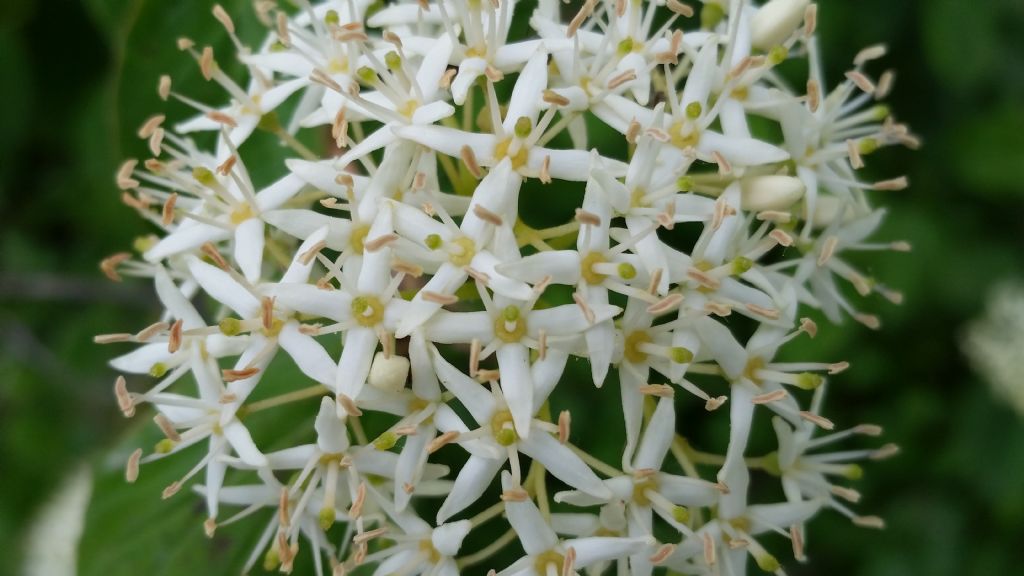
[78,424,269,576]
[950,104,1024,197]
[0,29,31,198]
[922,0,999,95]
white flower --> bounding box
[429,348,612,522]
[498,471,652,576]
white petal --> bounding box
[527,303,621,337]
[469,252,535,300]
[233,218,265,283]
[620,365,645,468]
[519,431,611,499]
[656,473,721,507]
[357,204,395,295]
[145,221,230,262]
[278,321,336,385]
[191,351,223,403]
[462,159,521,240]
[497,250,581,285]
[747,499,821,534]
[222,419,268,467]
[395,124,496,162]
[500,471,559,555]
[110,343,178,374]
[314,396,350,454]
[389,199,451,243]
[422,310,493,344]
[633,397,674,470]
[186,256,260,318]
[694,317,747,379]
[569,537,651,568]
[335,125,399,168]
[259,77,306,113]
[281,225,329,283]
[336,327,378,399]
[682,40,718,110]
[204,448,227,519]
[416,34,453,101]
[254,173,306,212]
[153,266,205,329]
[270,283,350,321]
[432,346,496,424]
[412,100,456,125]
[528,147,602,182]
[619,52,651,105]
[502,49,547,134]
[497,344,534,438]
[494,40,547,69]
[531,349,568,413]
[263,209,351,251]
[450,57,488,105]
[394,425,431,511]
[627,217,670,294]
[285,158,370,198]
[437,454,505,523]
[699,130,790,166]
[432,520,472,557]
[409,330,441,401]
[550,512,600,537]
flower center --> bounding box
[351,295,385,327]
[419,540,442,564]
[533,551,565,575]
[349,224,370,254]
[449,236,477,267]
[624,331,652,364]
[669,121,700,149]
[581,252,608,285]
[229,204,255,225]
[490,409,518,446]
[494,305,527,343]
[493,133,531,170]
[631,475,659,506]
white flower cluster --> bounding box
[99,0,915,574]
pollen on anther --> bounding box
[158,75,171,100]
[539,155,552,184]
[574,209,601,226]
[161,193,177,226]
[125,448,142,483]
[473,204,504,226]
[115,375,136,417]
[117,159,140,190]
[168,319,183,353]
[460,146,483,179]
[338,393,363,416]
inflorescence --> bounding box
[98,0,916,574]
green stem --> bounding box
[456,528,517,569]
[237,384,328,417]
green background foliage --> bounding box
[1,0,1022,574]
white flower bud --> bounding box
[368,352,410,392]
[740,175,806,211]
[751,0,811,51]
[808,195,858,228]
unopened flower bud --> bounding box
[751,0,811,51]
[368,352,410,392]
[740,175,806,211]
